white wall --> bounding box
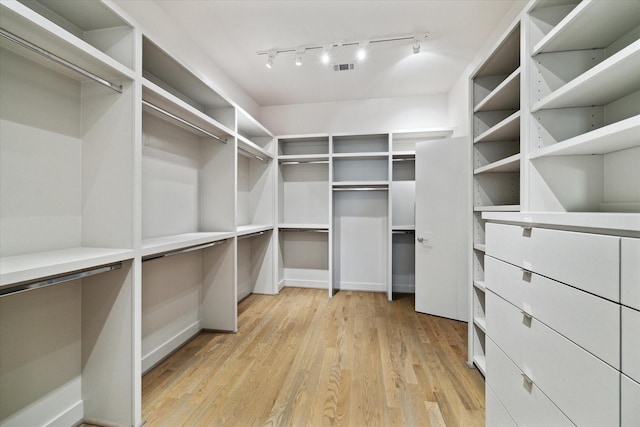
[110,0,260,119]
[260,94,448,136]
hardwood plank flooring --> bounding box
[140,288,485,426]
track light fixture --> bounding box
[258,33,429,69]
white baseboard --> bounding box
[49,400,83,427]
[237,286,252,302]
[393,283,415,293]
[142,321,200,374]
[278,279,285,291]
[282,279,328,289]
[336,281,386,292]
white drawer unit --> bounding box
[622,238,640,311]
[622,306,640,383]
[485,222,620,301]
[485,255,620,367]
[487,290,620,427]
[486,338,574,427]
[485,384,517,427]
[621,374,640,427]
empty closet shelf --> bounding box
[474,154,521,174]
[0,247,134,289]
[473,67,520,112]
[333,182,389,190]
[237,224,274,237]
[278,224,329,232]
[474,111,520,143]
[481,212,640,233]
[392,225,415,233]
[141,232,235,259]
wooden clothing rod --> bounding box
[142,100,228,144]
[142,239,228,262]
[0,263,122,298]
[0,27,123,93]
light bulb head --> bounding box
[295,54,302,66]
[265,51,276,69]
[413,38,421,54]
[357,41,368,61]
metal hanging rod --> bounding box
[392,157,415,162]
[0,28,123,93]
[238,147,269,163]
[0,263,122,298]
[280,228,329,233]
[142,239,228,262]
[392,230,415,234]
[237,230,269,240]
[279,160,329,165]
[142,100,228,144]
[333,187,389,192]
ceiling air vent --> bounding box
[333,63,355,72]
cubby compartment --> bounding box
[333,157,389,184]
[473,283,487,375]
[332,133,388,154]
[237,152,274,232]
[473,173,520,210]
[278,161,329,226]
[277,230,329,291]
[391,231,415,294]
[237,231,275,299]
[142,36,235,130]
[391,130,452,154]
[237,109,274,157]
[391,157,416,229]
[141,239,235,372]
[0,261,135,426]
[278,135,329,158]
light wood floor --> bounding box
[141,288,485,426]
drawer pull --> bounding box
[521,310,533,321]
[521,373,534,388]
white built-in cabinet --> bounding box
[477,0,640,425]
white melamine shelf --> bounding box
[473,355,487,376]
[0,247,134,288]
[392,225,416,231]
[141,232,235,258]
[474,111,521,143]
[237,109,273,140]
[332,152,389,159]
[0,1,135,81]
[278,154,330,163]
[482,212,640,233]
[474,68,521,112]
[475,23,520,77]
[474,154,521,174]
[474,317,487,333]
[474,280,486,292]
[236,224,274,237]
[238,135,273,161]
[332,181,389,188]
[392,151,416,157]
[530,115,640,158]
[474,244,486,252]
[142,79,234,141]
[532,40,640,112]
[474,205,521,212]
[533,0,640,55]
[278,224,329,231]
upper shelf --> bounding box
[237,109,273,141]
[533,0,640,55]
[474,23,520,77]
[0,247,134,289]
[141,232,234,258]
[332,152,389,159]
[482,212,640,234]
[474,68,521,112]
[238,135,274,162]
[530,114,640,158]
[532,40,640,111]
[474,154,521,174]
[237,224,274,237]
[1,0,135,82]
[474,111,520,144]
[278,154,330,163]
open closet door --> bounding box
[415,136,470,321]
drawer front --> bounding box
[487,291,619,427]
[485,384,517,427]
[486,223,620,301]
[621,374,640,427]
[486,338,574,427]
[622,238,640,311]
[485,255,620,367]
[622,306,640,383]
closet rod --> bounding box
[237,230,268,240]
[142,239,228,262]
[392,230,415,234]
[142,100,228,144]
[0,28,123,93]
[238,147,269,163]
[392,157,415,162]
[279,160,329,165]
[281,228,329,233]
[333,187,389,192]
[0,263,122,298]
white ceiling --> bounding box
[153,0,520,107]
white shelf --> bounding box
[0,247,134,288]
[141,232,235,258]
[474,153,521,174]
[474,67,521,112]
[474,280,486,292]
[332,152,389,159]
[532,40,640,112]
[278,154,330,163]
[473,244,486,252]
[237,109,273,140]
[475,23,520,77]
[530,115,640,158]
[278,224,329,231]
[533,0,640,55]
[482,212,640,233]
[332,181,389,188]
[473,355,487,376]
[0,1,135,82]
[392,151,416,158]
[142,78,234,141]
[474,111,521,143]
[474,205,521,212]
[236,224,274,237]
[392,225,415,231]
[474,316,487,333]
[238,135,274,161]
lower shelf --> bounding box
[474,355,487,376]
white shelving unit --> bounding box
[0,1,137,426]
[469,19,522,375]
